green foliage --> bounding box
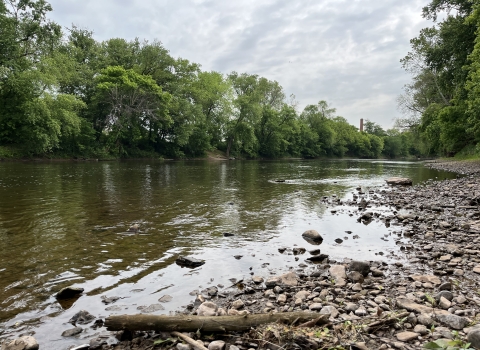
[423,339,473,350]
[1,0,419,159]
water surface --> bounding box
[0,159,456,348]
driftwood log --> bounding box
[105,312,329,333]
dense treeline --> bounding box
[398,0,480,157]
[1,0,416,160]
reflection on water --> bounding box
[0,159,457,347]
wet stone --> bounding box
[61,327,83,337]
[69,310,95,325]
[56,287,84,300]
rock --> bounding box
[396,332,419,342]
[438,282,452,291]
[396,297,445,314]
[252,276,264,284]
[208,340,226,350]
[352,283,363,291]
[467,329,480,350]
[417,314,435,327]
[265,276,281,287]
[302,230,323,244]
[101,295,120,304]
[309,303,323,311]
[231,299,244,310]
[279,271,298,286]
[329,265,346,280]
[334,238,343,244]
[435,291,453,302]
[61,327,83,337]
[139,304,165,313]
[309,249,321,255]
[277,294,287,304]
[292,247,306,255]
[349,261,370,277]
[435,314,469,330]
[176,256,205,268]
[1,336,39,350]
[409,275,441,285]
[128,224,139,232]
[306,254,329,262]
[294,290,310,300]
[371,269,384,277]
[176,344,191,350]
[56,286,84,299]
[355,306,368,317]
[347,271,364,283]
[345,303,359,312]
[197,302,218,316]
[158,295,173,303]
[473,265,480,274]
[320,306,338,318]
[223,232,235,237]
[386,177,413,186]
[89,337,107,350]
[438,296,451,310]
[413,325,429,336]
[69,310,95,325]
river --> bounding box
[0,159,456,349]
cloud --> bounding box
[47,0,431,128]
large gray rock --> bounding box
[349,261,370,277]
[1,336,39,350]
[386,177,413,185]
[467,329,480,350]
[302,230,323,244]
[435,314,469,330]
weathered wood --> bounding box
[171,331,208,350]
[105,312,329,333]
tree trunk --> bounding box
[105,312,329,333]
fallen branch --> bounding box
[105,312,329,333]
[171,331,208,350]
[364,312,409,333]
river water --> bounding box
[0,159,456,348]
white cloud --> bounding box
[48,0,432,128]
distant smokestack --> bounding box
[360,118,364,132]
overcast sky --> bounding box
[47,0,432,129]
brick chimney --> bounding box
[360,118,364,132]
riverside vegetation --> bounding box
[4,0,480,161]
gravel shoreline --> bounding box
[3,160,480,350]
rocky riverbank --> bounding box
[3,160,480,350]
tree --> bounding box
[92,66,172,155]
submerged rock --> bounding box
[302,230,323,244]
[69,310,95,325]
[56,286,84,300]
[176,256,205,268]
[61,326,83,337]
[386,177,413,185]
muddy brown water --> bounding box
[0,159,457,349]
